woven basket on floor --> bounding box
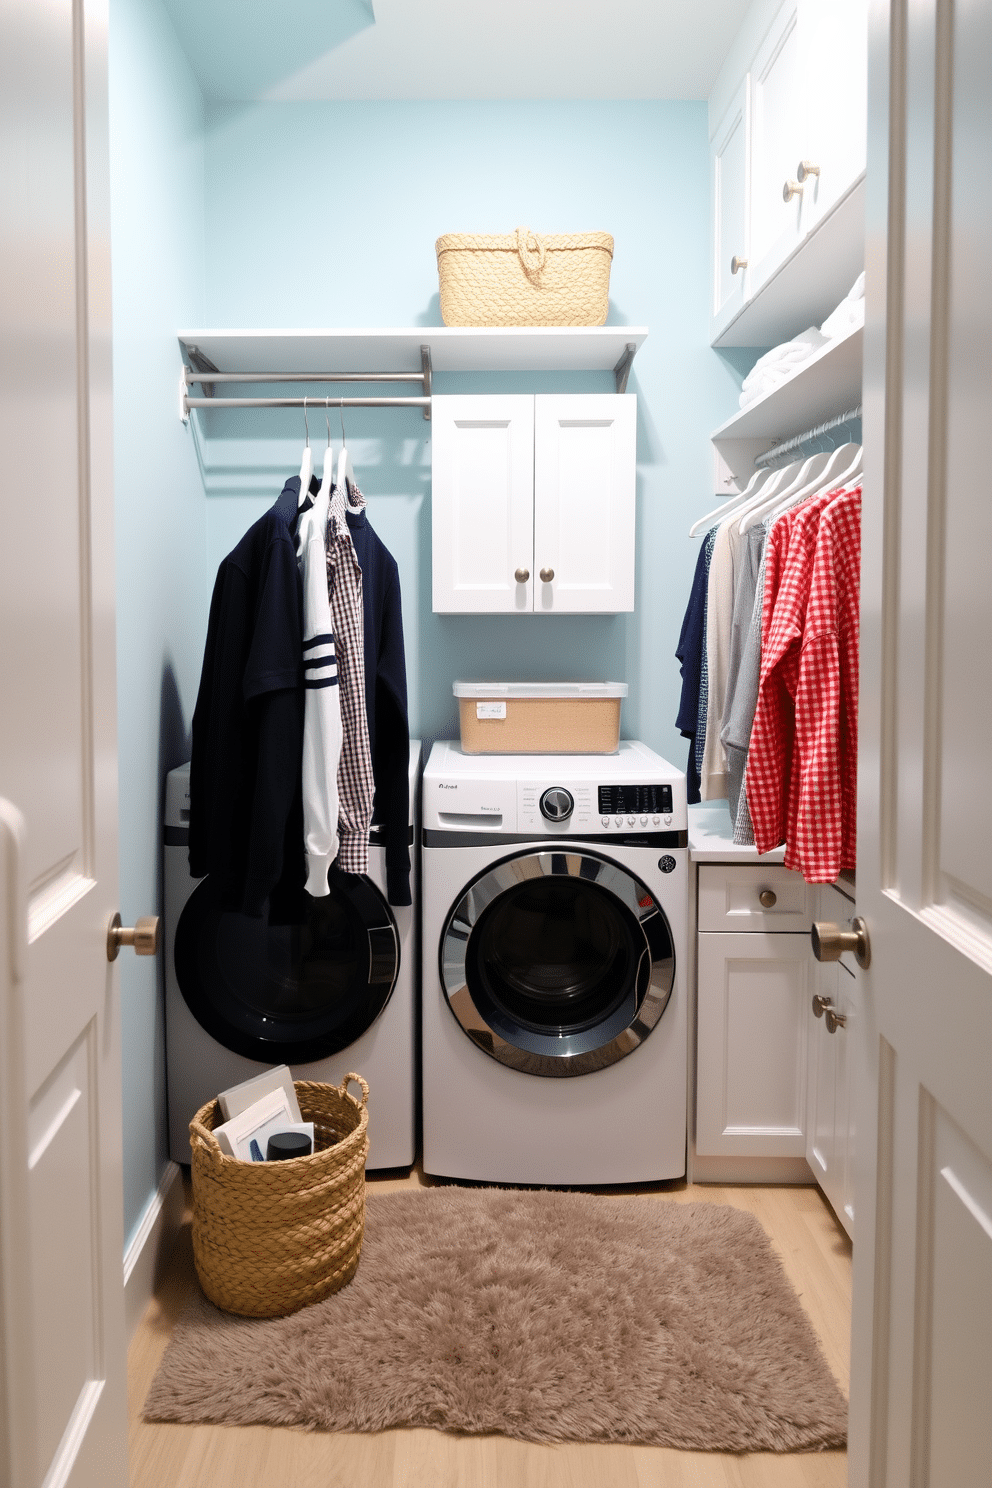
[189,1074,369,1318]
[436,227,614,326]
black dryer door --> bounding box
[174,866,399,1062]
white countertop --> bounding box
[688,802,787,863]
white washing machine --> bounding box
[165,742,420,1169]
[421,740,688,1185]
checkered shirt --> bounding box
[326,482,375,876]
[786,489,861,881]
[745,489,843,858]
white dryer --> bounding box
[165,742,420,1169]
[421,740,688,1186]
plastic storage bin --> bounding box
[454,681,627,754]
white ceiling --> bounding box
[164,0,752,104]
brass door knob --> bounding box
[783,178,803,202]
[797,159,821,182]
[812,994,833,1018]
[731,254,748,275]
[825,1008,848,1034]
[539,567,555,583]
[107,912,161,962]
[811,916,871,969]
[758,888,777,909]
[514,567,530,583]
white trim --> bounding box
[123,1161,185,1343]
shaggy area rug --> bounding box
[143,1188,847,1452]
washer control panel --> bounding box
[598,782,674,829]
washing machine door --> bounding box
[440,849,675,1077]
[174,867,399,1063]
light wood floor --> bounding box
[128,1167,852,1488]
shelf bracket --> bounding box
[613,342,637,395]
[180,344,221,420]
[421,344,432,421]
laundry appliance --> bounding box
[165,742,420,1168]
[421,740,688,1185]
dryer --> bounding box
[421,740,688,1185]
[165,742,420,1168]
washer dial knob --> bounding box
[540,787,574,822]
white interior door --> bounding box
[0,0,128,1484]
[850,0,992,1481]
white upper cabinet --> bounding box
[709,0,867,346]
[711,78,751,325]
[432,393,636,615]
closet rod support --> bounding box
[613,342,637,395]
[421,345,432,421]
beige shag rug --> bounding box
[143,1187,847,1452]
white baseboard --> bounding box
[123,1160,186,1343]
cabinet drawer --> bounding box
[698,863,813,932]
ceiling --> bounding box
[162,0,751,104]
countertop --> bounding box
[688,802,787,863]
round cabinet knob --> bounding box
[783,178,803,202]
[514,567,530,583]
[797,159,821,182]
[539,786,574,822]
[539,567,555,583]
[731,254,748,275]
[758,888,777,909]
[825,1008,848,1034]
[107,912,160,962]
[811,916,871,969]
[812,993,833,1018]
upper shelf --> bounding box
[713,174,865,350]
[176,326,649,376]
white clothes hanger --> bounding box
[738,449,834,534]
[335,400,352,497]
[827,441,863,491]
[717,458,802,536]
[754,441,864,530]
[297,396,313,508]
[318,401,335,501]
[688,466,775,538]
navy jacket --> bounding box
[189,479,307,917]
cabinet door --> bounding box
[806,883,857,1238]
[711,77,750,337]
[749,0,807,293]
[800,0,868,232]
[431,395,534,614]
[696,931,810,1157]
[533,394,636,614]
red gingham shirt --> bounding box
[746,490,841,858]
[788,489,861,881]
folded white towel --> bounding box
[739,326,829,408]
[820,271,866,338]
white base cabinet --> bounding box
[805,882,858,1239]
[431,393,636,615]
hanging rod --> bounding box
[754,405,863,468]
[181,344,434,421]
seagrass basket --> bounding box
[189,1073,369,1318]
[435,227,614,326]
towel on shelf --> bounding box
[739,327,829,409]
[820,271,866,339]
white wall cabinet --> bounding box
[709,0,867,346]
[432,393,636,615]
[805,882,859,1238]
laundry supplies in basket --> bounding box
[188,1074,370,1317]
[436,228,614,326]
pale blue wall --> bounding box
[198,100,742,759]
[109,0,207,1248]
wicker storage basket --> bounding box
[189,1074,369,1318]
[436,227,614,326]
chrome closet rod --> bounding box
[184,370,425,384]
[184,395,431,409]
[754,405,863,468]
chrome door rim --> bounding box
[440,849,675,1077]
